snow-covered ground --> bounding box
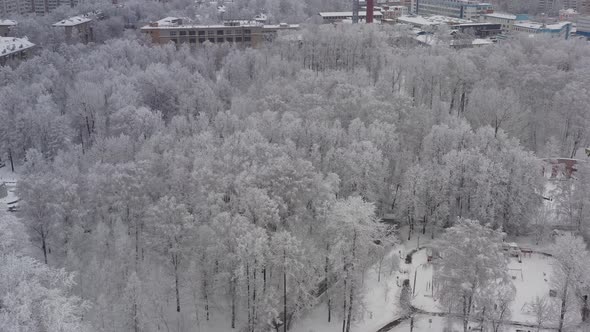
[292,230,435,332]
[292,223,563,332]
[0,166,19,206]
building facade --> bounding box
[34,0,78,15]
[0,19,16,37]
[415,0,493,20]
[0,36,34,65]
[141,17,298,47]
[0,0,30,16]
[52,15,93,43]
[319,11,384,23]
[513,21,572,38]
[577,15,590,37]
[481,12,528,31]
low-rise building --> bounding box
[513,21,572,39]
[0,19,16,36]
[52,15,93,43]
[318,11,384,23]
[141,17,299,47]
[577,15,590,37]
[397,14,471,27]
[0,36,34,65]
[382,5,409,19]
[415,0,493,20]
[559,8,578,21]
[481,12,528,32]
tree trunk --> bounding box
[174,255,180,312]
[463,295,468,332]
[325,244,331,322]
[231,278,236,329]
[41,232,48,265]
[345,231,357,332]
[8,148,14,172]
[203,274,209,321]
[247,264,252,331]
[558,277,569,332]
[283,249,287,332]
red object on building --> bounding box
[366,0,374,23]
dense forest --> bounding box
[1,1,590,331]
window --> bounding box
[244,36,251,42]
[235,37,242,42]
[170,31,177,36]
[198,30,205,36]
[179,31,187,36]
[208,30,214,35]
[217,37,224,42]
[226,37,233,42]
[208,37,215,43]
[244,29,251,34]
[189,38,196,43]
[226,30,233,35]
[189,31,196,35]
[217,30,224,35]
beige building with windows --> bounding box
[141,17,298,47]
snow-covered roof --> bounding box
[154,16,184,27]
[483,12,517,20]
[263,23,300,29]
[560,8,577,14]
[514,21,571,30]
[53,15,92,27]
[0,36,34,57]
[398,15,471,26]
[319,11,384,18]
[0,19,17,26]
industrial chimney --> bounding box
[366,0,374,23]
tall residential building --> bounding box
[34,0,78,15]
[415,0,493,20]
[0,0,31,16]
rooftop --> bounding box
[0,19,17,26]
[484,12,517,20]
[53,15,92,27]
[319,11,384,17]
[141,17,299,30]
[514,21,571,30]
[0,36,34,57]
[398,15,472,26]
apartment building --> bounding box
[0,0,30,16]
[52,15,93,43]
[141,17,299,47]
[0,36,34,65]
[415,0,493,20]
[0,19,16,36]
[34,0,78,15]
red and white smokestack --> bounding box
[366,0,374,23]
